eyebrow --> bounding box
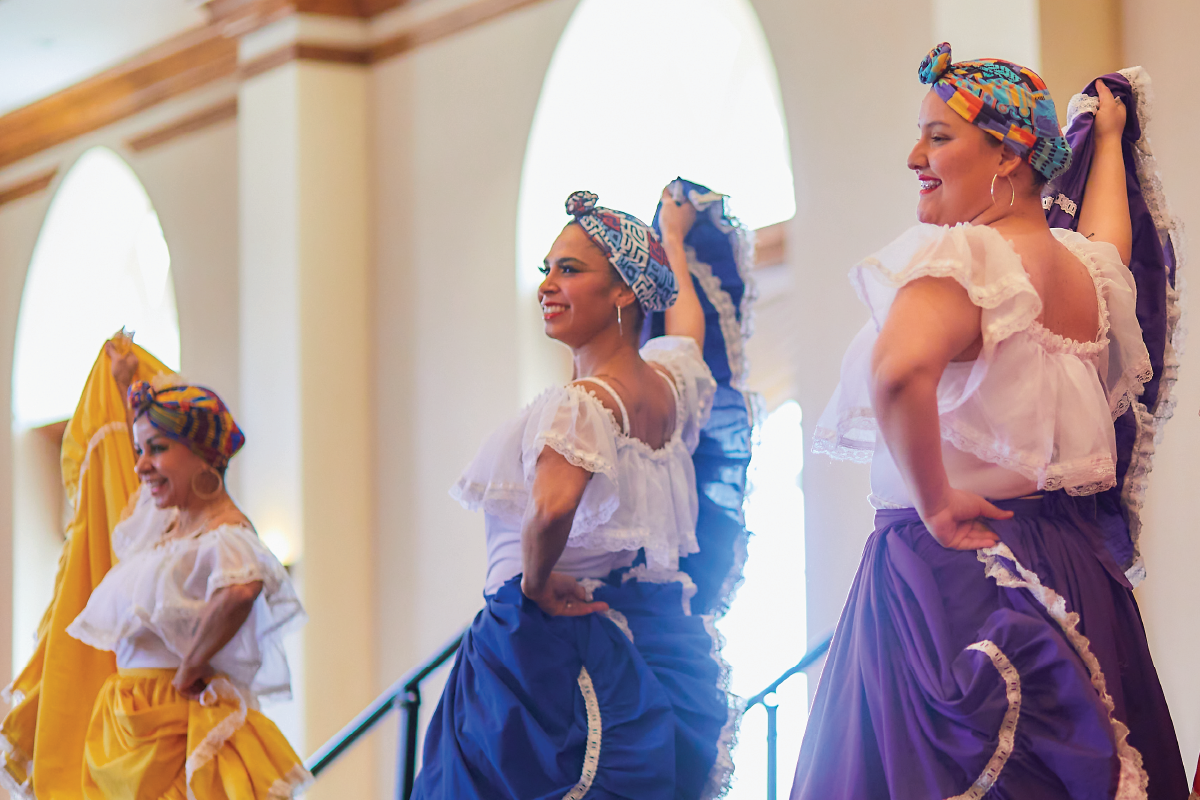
[547,256,587,268]
[920,120,951,130]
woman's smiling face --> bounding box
[133,416,210,509]
[537,222,634,348]
[908,90,1006,225]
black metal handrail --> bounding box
[305,626,468,799]
[741,632,834,800]
[305,625,832,800]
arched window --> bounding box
[13,146,180,428]
[11,146,180,671]
[518,3,803,795]
[517,0,795,298]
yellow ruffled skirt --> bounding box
[83,669,311,800]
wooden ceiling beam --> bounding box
[0,0,551,173]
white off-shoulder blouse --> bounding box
[815,222,1152,506]
[67,484,305,702]
[452,336,717,594]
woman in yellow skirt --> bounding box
[66,351,311,799]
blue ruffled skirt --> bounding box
[412,572,733,800]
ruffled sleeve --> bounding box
[640,335,717,453]
[66,524,305,701]
[816,223,1043,459]
[187,525,292,601]
[1053,229,1153,418]
[450,386,623,533]
[852,223,1043,349]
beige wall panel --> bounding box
[369,0,577,791]
[748,0,933,656]
[1121,0,1200,776]
[238,58,377,797]
[130,121,241,414]
[1040,0,1125,121]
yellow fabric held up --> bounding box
[0,336,169,799]
[83,670,309,800]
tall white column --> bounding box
[238,35,374,799]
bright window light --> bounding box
[517,0,795,293]
[13,147,180,429]
[718,401,807,799]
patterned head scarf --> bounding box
[129,378,245,470]
[564,190,678,312]
[918,42,1072,181]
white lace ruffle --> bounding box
[67,492,305,702]
[977,544,1149,799]
[267,764,314,799]
[622,565,699,615]
[185,677,249,789]
[0,732,33,800]
[700,614,741,800]
[562,666,602,800]
[814,223,1154,499]
[454,337,716,579]
[945,640,1021,800]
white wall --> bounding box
[369,0,578,790]
[750,0,933,654]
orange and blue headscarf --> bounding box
[129,379,244,470]
[565,190,677,312]
[918,42,1071,181]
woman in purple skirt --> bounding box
[793,43,1188,799]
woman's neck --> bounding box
[572,325,641,380]
[173,493,234,538]
[971,190,1049,233]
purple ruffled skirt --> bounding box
[791,492,1187,800]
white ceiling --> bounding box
[0,0,208,115]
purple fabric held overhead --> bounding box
[1044,72,1173,574]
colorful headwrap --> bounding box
[129,378,245,470]
[565,190,678,312]
[918,42,1072,181]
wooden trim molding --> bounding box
[204,0,405,21]
[240,43,372,80]
[0,29,237,172]
[371,0,550,61]
[0,0,551,172]
[127,98,239,153]
[0,169,58,209]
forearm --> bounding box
[1078,136,1131,264]
[871,370,951,517]
[521,509,575,596]
[661,238,705,348]
[179,583,262,673]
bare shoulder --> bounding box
[209,506,253,532]
[569,378,624,425]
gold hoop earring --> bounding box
[192,465,224,501]
[991,174,1015,208]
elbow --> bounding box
[529,496,577,531]
[869,356,933,409]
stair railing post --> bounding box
[764,692,778,800]
[396,686,421,800]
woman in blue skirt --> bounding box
[412,187,735,799]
